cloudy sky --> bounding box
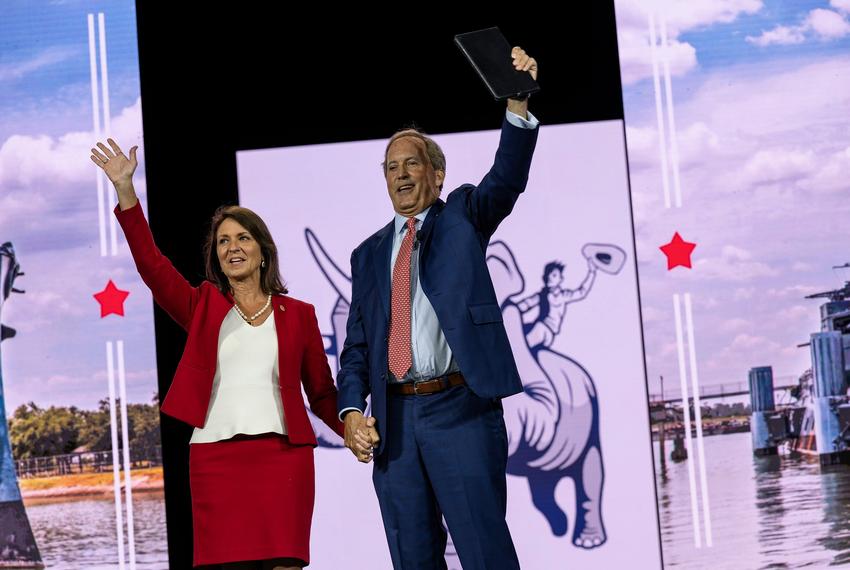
[0,0,157,411]
[615,0,850,397]
[3,0,847,413]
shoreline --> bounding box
[19,467,164,503]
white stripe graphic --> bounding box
[648,13,671,209]
[673,294,702,547]
[106,341,127,569]
[684,294,713,546]
[88,14,108,257]
[117,341,137,569]
[97,13,118,256]
[659,17,683,208]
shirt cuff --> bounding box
[339,407,364,422]
[506,109,539,129]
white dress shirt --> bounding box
[190,308,287,444]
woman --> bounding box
[90,138,348,569]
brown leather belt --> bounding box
[389,372,466,396]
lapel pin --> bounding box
[279,304,285,312]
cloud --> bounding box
[808,8,850,39]
[734,287,756,300]
[14,368,158,410]
[720,317,751,332]
[811,146,850,192]
[682,57,850,139]
[615,0,763,85]
[747,8,850,46]
[625,58,850,205]
[659,341,679,358]
[626,122,721,172]
[622,12,849,395]
[777,305,812,322]
[729,333,781,352]
[12,289,86,319]
[91,368,158,384]
[834,0,850,14]
[2,250,160,412]
[617,29,697,86]
[742,148,816,186]
[677,122,721,167]
[640,305,667,323]
[0,97,144,188]
[1,245,152,338]
[746,25,806,46]
[766,285,823,298]
[700,333,784,382]
[693,245,779,281]
[0,47,80,83]
[624,125,661,173]
[0,98,145,253]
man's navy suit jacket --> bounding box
[337,118,539,455]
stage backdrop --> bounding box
[0,1,166,568]
[616,0,850,567]
[237,119,662,568]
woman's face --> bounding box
[216,218,263,283]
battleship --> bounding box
[748,269,850,466]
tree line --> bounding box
[8,395,161,459]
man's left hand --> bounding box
[507,46,537,118]
[511,46,538,80]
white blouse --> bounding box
[190,308,287,444]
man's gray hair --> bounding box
[382,128,446,190]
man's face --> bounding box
[385,136,445,217]
[546,268,563,288]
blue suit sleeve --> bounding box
[466,116,539,240]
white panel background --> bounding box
[237,119,661,569]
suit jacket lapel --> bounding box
[417,199,444,260]
[273,295,297,384]
[373,219,394,321]
[211,287,235,329]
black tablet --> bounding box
[454,27,540,101]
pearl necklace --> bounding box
[233,294,272,325]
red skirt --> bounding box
[189,433,315,567]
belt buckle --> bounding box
[413,380,426,395]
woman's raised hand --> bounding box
[90,138,138,188]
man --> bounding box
[337,47,539,570]
[516,257,597,350]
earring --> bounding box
[261,259,266,268]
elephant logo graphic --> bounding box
[303,229,625,556]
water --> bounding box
[657,432,850,568]
[25,491,168,569]
[20,435,850,569]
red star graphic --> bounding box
[660,232,697,270]
[93,280,130,318]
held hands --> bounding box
[90,138,138,189]
[343,411,380,463]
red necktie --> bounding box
[388,218,416,379]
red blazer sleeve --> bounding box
[114,202,200,331]
[300,303,345,438]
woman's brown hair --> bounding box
[203,205,288,296]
